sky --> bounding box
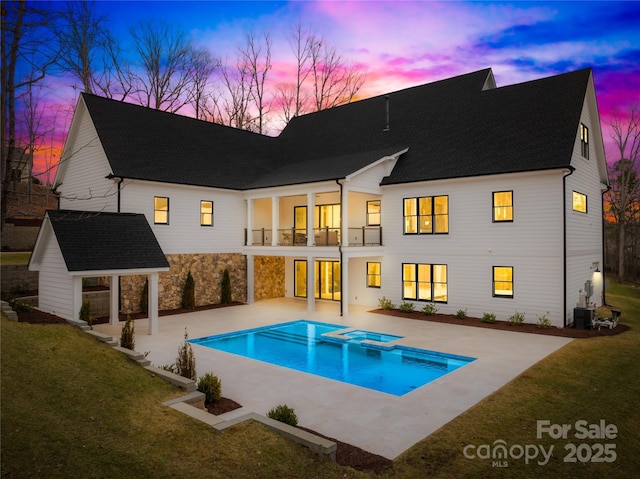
[24,0,640,180]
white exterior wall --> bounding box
[565,96,607,322]
[120,181,246,254]
[57,103,118,212]
[378,170,566,326]
[37,235,74,319]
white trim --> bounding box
[68,267,169,277]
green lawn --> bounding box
[2,283,638,478]
[0,251,31,265]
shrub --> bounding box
[9,299,33,313]
[508,311,525,326]
[220,269,232,304]
[160,363,177,374]
[378,297,395,310]
[176,328,197,380]
[267,404,298,426]
[120,315,135,350]
[455,308,467,319]
[181,271,196,310]
[140,280,148,314]
[422,302,439,315]
[79,300,94,329]
[399,301,415,313]
[537,313,553,329]
[197,373,222,404]
[481,312,496,323]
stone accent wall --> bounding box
[120,253,247,314]
[254,256,285,300]
[1,265,39,292]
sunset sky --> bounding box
[26,1,640,180]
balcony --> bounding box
[245,226,383,247]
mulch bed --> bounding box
[204,398,391,473]
[371,309,630,338]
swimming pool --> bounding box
[189,320,476,396]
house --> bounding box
[29,67,609,331]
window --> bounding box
[572,191,587,213]
[154,196,169,224]
[402,263,447,302]
[367,200,381,226]
[403,196,448,234]
[367,262,381,288]
[200,200,213,226]
[580,123,589,159]
[493,191,513,222]
[493,266,513,298]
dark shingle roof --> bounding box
[80,67,590,189]
[47,210,169,272]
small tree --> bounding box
[176,328,197,380]
[139,279,148,314]
[120,315,135,350]
[79,300,93,329]
[181,271,195,310]
[220,269,232,304]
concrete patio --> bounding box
[94,298,572,459]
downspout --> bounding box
[336,179,344,317]
[106,174,124,314]
[601,183,611,306]
[563,166,575,327]
[106,174,124,212]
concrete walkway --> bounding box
[94,299,572,459]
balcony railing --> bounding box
[244,226,382,247]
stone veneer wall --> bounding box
[120,253,247,314]
[254,256,285,300]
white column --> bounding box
[148,272,159,335]
[271,197,279,246]
[246,254,255,303]
[307,192,315,246]
[247,198,254,245]
[307,255,315,311]
[72,276,83,321]
[341,256,349,316]
[109,275,119,325]
[341,185,349,246]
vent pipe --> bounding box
[383,95,390,131]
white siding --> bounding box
[379,170,566,326]
[38,236,74,319]
[58,105,118,212]
[565,97,606,322]
[120,181,246,254]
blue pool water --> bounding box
[189,320,476,396]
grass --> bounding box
[0,251,31,265]
[2,283,638,478]
[384,282,640,478]
[0,317,367,479]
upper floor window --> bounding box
[154,196,169,224]
[403,195,448,234]
[367,262,381,288]
[572,191,587,213]
[201,200,213,226]
[580,123,589,159]
[493,266,513,298]
[493,191,513,222]
[402,263,448,302]
[367,200,381,226]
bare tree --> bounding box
[211,55,254,129]
[1,0,59,229]
[309,39,365,111]
[606,105,640,281]
[56,0,132,100]
[240,31,271,134]
[274,23,315,123]
[186,48,219,120]
[130,21,197,112]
